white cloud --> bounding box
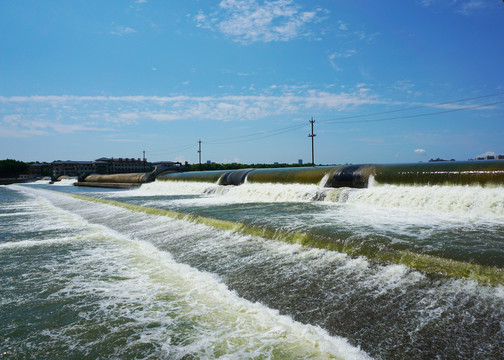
[353,31,380,43]
[195,0,325,44]
[110,26,137,36]
[194,11,208,28]
[330,50,357,59]
[417,0,435,7]
[329,62,342,72]
[338,21,348,31]
[393,80,415,92]
[418,0,490,15]
[0,89,379,138]
[329,50,357,72]
[304,90,378,110]
[414,148,426,154]
[0,116,51,138]
[48,123,111,134]
[113,112,140,125]
[0,112,112,138]
[458,0,486,15]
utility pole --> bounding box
[143,150,146,172]
[308,117,316,167]
[198,140,202,170]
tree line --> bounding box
[184,162,318,172]
[0,158,325,178]
[0,159,29,178]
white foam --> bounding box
[66,233,370,359]
[7,186,371,359]
[55,180,77,187]
[0,211,36,217]
[29,179,51,185]
[124,180,504,222]
[0,236,77,249]
[368,264,426,296]
[131,180,219,196]
[324,184,504,221]
[117,180,327,204]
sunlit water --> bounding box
[2,179,504,359]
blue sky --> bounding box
[1,0,503,165]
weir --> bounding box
[155,161,504,188]
[157,170,229,183]
[74,165,176,189]
[373,161,504,186]
[73,161,504,189]
[74,173,152,189]
[70,193,504,285]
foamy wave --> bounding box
[325,185,504,218]
[135,180,328,203]
[51,178,77,186]
[5,186,371,359]
[0,237,76,249]
[132,180,218,196]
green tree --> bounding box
[0,159,29,177]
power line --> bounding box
[148,143,196,156]
[205,125,308,145]
[201,92,504,146]
[147,123,308,157]
[205,122,307,145]
[145,92,504,159]
[320,100,504,125]
[320,92,504,124]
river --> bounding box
[1,177,503,359]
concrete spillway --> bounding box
[156,161,504,188]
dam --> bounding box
[73,160,504,189]
[155,160,504,188]
[4,159,504,359]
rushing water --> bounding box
[1,179,504,359]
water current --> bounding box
[1,179,504,359]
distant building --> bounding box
[298,159,303,165]
[51,160,95,178]
[27,163,51,177]
[94,157,153,174]
[472,155,504,161]
[49,157,180,179]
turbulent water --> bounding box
[2,179,504,359]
